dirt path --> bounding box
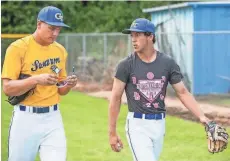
[87,91,230,127]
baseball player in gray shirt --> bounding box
[108,18,209,161]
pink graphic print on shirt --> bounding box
[132,76,137,84]
[133,72,166,107]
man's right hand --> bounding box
[33,74,58,86]
[109,132,123,152]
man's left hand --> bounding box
[66,75,78,88]
[199,115,210,126]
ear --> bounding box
[37,20,42,29]
[148,34,154,41]
[152,34,156,44]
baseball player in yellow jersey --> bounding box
[2,6,77,161]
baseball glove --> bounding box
[205,121,229,153]
[7,73,35,106]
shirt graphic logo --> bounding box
[137,79,164,103]
[136,72,165,103]
[31,57,60,72]
[132,76,137,84]
[147,72,154,79]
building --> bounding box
[143,1,230,95]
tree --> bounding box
[1,1,174,33]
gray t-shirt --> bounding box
[115,51,183,114]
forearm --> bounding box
[3,77,37,96]
[58,85,72,95]
[108,97,121,135]
[177,91,205,119]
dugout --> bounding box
[143,1,230,95]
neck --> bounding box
[32,31,49,46]
[137,46,157,63]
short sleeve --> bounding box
[1,45,23,80]
[169,58,183,84]
[58,49,68,82]
[114,59,130,83]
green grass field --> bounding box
[2,91,230,161]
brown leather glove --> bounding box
[205,121,229,153]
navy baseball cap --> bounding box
[122,18,155,34]
[38,6,70,28]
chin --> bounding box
[134,49,142,53]
[47,39,55,44]
[133,48,138,52]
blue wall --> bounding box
[193,5,230,94]
[144,2,230,94]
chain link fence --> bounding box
[2,32,230,93]
[56,33,132,85]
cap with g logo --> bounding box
[38,6,70,28]
[122,18,155,34]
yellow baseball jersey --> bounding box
[2,35,68,106]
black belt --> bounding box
[19,104,58,114]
